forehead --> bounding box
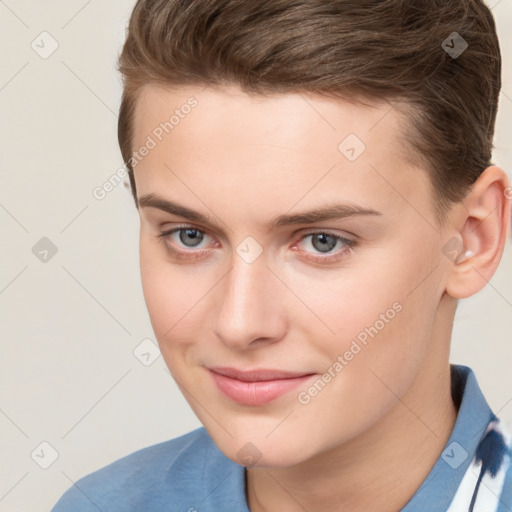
[131,83,432,225]
[133,83,412,154]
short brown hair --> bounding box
[117,0,501,223]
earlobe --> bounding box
[444,165,511,300]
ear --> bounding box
[444,165,511,299]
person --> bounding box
[51,0,512,510]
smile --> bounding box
[208,367,317,406]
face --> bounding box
[132,83,452,468]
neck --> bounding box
[246,298,459,512]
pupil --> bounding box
[180,229,203,247]
[313,233,336,253]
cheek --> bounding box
[139,235,222,380]
[284,249,428,356]
[300,242,440,391]
[139,238,199,342]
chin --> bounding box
[210,429,315,469]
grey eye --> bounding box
[178,229,205,247]
[310,233,338,253]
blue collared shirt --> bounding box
[51,364,512,511]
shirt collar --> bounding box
[402,364,493,511]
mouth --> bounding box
[208,366,317,406]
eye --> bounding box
[294,231,356,264]
[172,227,206,247]
[157,225,214,260]
[157,226,356,264]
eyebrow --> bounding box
[138,193,382,231]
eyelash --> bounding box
[157,225,356,264]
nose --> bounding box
[213,249,287,351]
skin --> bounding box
[131,83,510,512]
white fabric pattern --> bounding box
[446,420,512,512]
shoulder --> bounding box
[51,427,218,512]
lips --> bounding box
[208,366,316,405]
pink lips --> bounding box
[208,366,316,406]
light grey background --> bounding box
[0,1,511,511]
